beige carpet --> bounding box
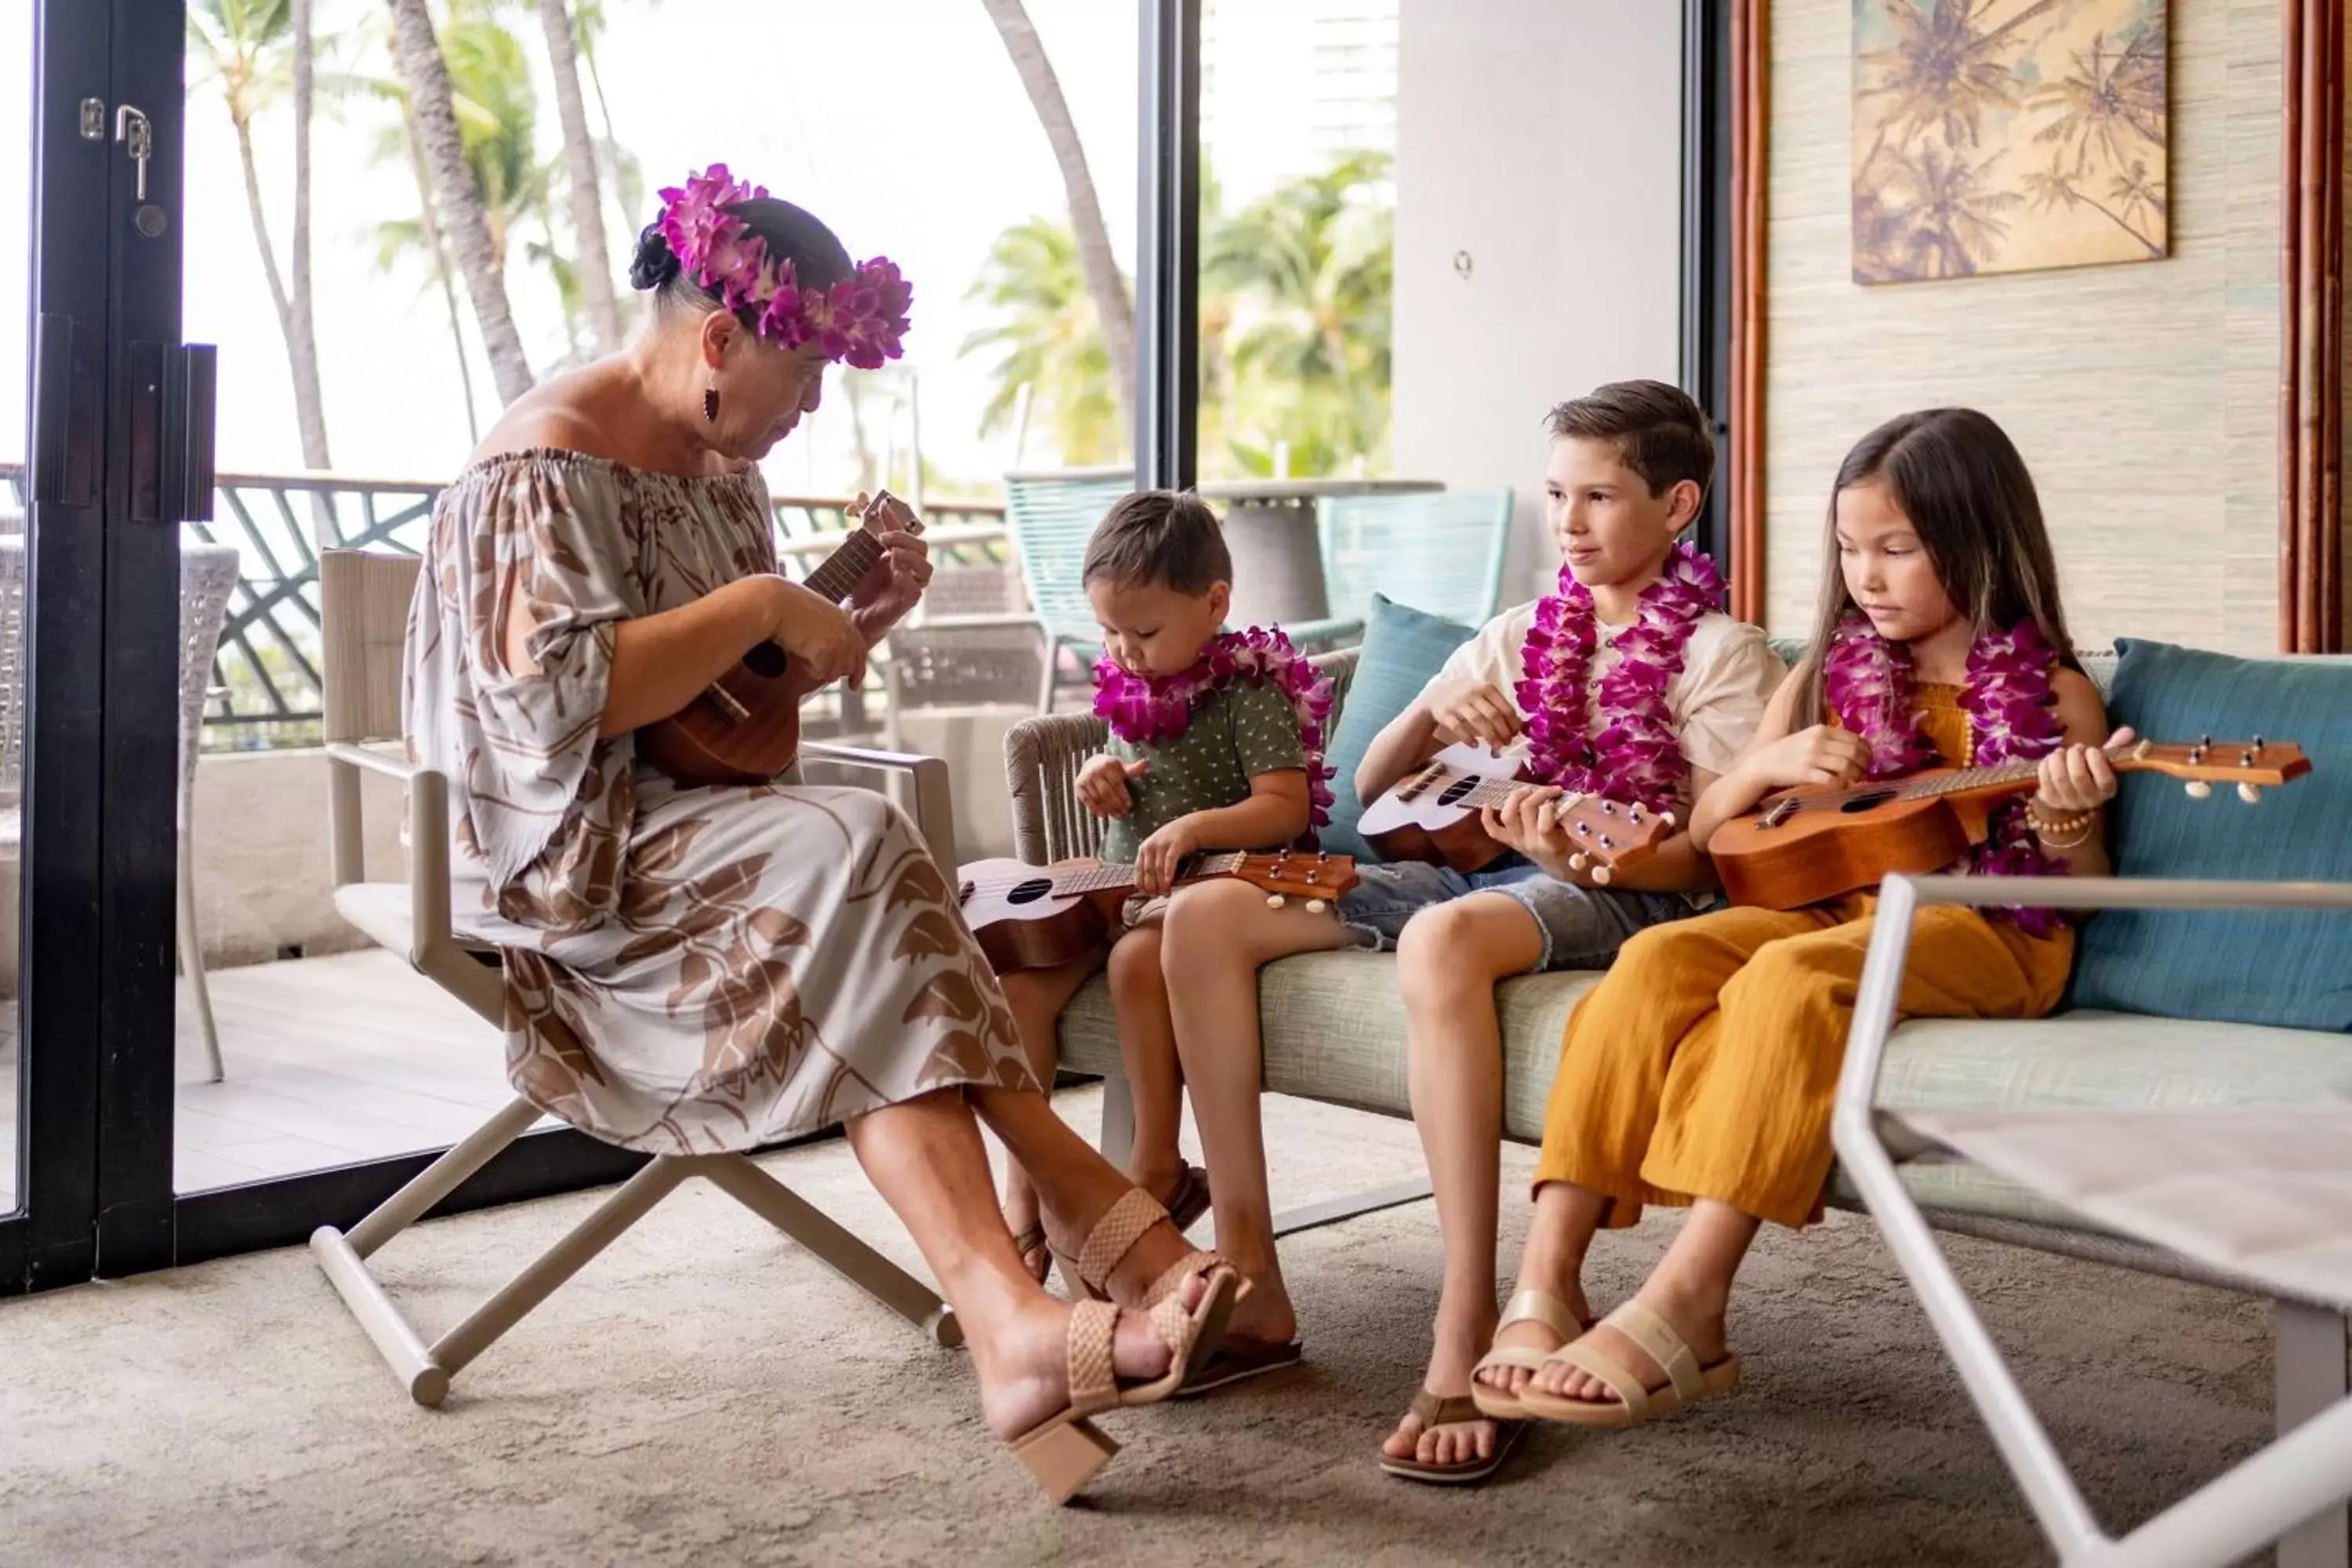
[0,1087,2281,1567]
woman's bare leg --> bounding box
[1159,878,1350,1347]
[1378,894,1544,1468]
[844,1089,1196,1443]
[994,956,1098,1271]
[1105,923,1185,1198]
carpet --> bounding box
[0,1087,2281,1566]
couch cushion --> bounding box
[1316,594,1479,862]
[1058,961,2352,1229]
[2070,639,2352,1032]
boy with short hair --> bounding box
[1158,381,1784,1478]
[994,489,1332,1279]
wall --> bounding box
[1392,0,1686,607]
[1762,0,2283,655]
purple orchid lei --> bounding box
[656,165,913,368]
[1822,612,2068,935]
[1091,628,1339,826]
[1510,540,1726,815]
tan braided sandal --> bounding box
[1050,1185,1240,1319]
[1517,1299,1740,1428]
[1012,1189,1240,1501]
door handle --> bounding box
[130,342,218,524]
[31,312,96,508]
[170,345,216,523]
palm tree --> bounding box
[386,0,535,403]
[980,0,1136,441]
[2031,24,2167,178]
[188,0,332,469]
[1203,151,1395,477]
[1857,0,2067,158]
[1881,139,2024,278]
[535,0,623,354]
[959,216,1125,466]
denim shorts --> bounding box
[1338,858,1690,975]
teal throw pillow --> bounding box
[1319,593,1479,862]
[2068,638,2352,1031]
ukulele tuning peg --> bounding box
[1569,853,1590,873]
[2184,780,2212,800]
[1265,894,1287,909]
[1660,811,1678,829]
[1305,899,1328,915]
[2238,782,2263,805]
[1591,866,1612,886]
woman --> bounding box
[404,165,1235,1501]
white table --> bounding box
[1196,477,1442,628]
[1837,874,2352,1568]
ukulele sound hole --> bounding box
[1438,776,1480,808]
[1006,878,1055,907]
[742,641,789,679]
[1839,789,1899,815]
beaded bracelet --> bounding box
[2027,800,2097,848]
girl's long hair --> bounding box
[1790,408,2077,728]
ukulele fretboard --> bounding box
[1050,852,1247,896]
[802,532,884,605]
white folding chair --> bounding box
[309,550,966,1406]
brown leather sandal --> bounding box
[1376,1389,1527,1485]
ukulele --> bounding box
[957,849,1360,973]
[637,490,923,789]
[1356,742,1675,883]
[1708,735,2313,911]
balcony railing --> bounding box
[0,463,1012,750]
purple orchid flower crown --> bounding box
[655,165,912,370]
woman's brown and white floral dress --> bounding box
[403,449,1034,1152]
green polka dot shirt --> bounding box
[1099,680,1308,863]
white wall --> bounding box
[1392,0,1686,607]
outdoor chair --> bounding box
[1317,488,1513,627]
[308,550,964,1406]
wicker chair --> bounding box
[878,557,1047,749]
[0,538,239,1081]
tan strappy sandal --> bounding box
[1050,1186,1237,1319]
[1468,1287,1586,1420]
[1517,1299,1740,1428]
[1008,1290,1228,1502]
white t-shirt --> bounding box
[1420,603,1785,806]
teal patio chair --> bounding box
[1318,488,1514,627]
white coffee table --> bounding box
[1836,874,2352,1568]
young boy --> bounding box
[995,489,1320,1279]
[1156,381,1784,1469]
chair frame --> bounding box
[1838,873,2352,1568]
[310,553,964,1408]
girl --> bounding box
[1468,407,2126,1436]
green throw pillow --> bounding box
[1319,593,1479,862]
[2068,638,2352,1031]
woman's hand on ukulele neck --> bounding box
[844,508,933,644]
[763,576,869,688]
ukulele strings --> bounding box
[959,852,1259,897]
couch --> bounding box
[1003,635,2352,1561]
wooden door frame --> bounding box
[1723,0,2347,651]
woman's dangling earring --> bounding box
[702,386,720,423]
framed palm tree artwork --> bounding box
[1852,0,2169,284]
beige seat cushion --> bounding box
[1056,953,2352,1230]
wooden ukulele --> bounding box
[1356,742,1675,883]
[957,849,1360,973]
[1709,735,2313,911]
[637,490,922,789]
